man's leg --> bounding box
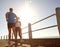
[12,27,16,37]
[8,28,11,46]
[13,27,18,47]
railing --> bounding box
[0,7,60,40]
[0,15,57,40]
[0,35,8,40]
[22,14,58,39]
[21,7,60,38]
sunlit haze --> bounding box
[0,0,60,39]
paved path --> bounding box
[0,40,8,47]
[0,40,31,47]
[0,40,44,47]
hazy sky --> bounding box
[0,0,60,38]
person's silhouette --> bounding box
[15,17,22,39]
[5,8,18,46]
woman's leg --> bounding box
[18,28,22,39]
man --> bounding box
[5,8,18,46]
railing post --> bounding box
[28,23,32,39]
[56,7,60,36]
[7,34,9,39]
[1,36,2,40]
[4,35,5,40]
[6,35,7,40]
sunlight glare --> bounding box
[20,4,33,23]
[18,2,38,28]
[14,1,40,38]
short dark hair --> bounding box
[9,8,13,10]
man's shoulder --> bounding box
[6,12,10,14]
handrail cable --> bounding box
[22,26,28,29]
[22,25,57,34]
[22,14,56,29]
[32,25,57,32]
[32,14,56,25]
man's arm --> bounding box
[14,14,18,20]
[5,12,9,21]
[19,21,21,26]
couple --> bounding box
[5,8,22,46]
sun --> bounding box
[14,2,38,38]
[20,5,33,22]
[19,3,36,28]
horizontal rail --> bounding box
[32,14,56,25]
[22,26,28,29]
[33,25,57,32]
[22,25,57,34]
[22,14,56,29]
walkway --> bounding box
[0,40,7,47]
[0,40,31,47]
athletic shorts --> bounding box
[8,23,15,29]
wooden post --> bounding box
[1,36,2,40]
[56,7,60,35]
[6,35,7,40]
[4,35,5,40]
[28,23,32,39]
[7,35,9,40]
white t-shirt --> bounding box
[15,21,21,27]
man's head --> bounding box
[9,8,13,12]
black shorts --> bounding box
[8,23,15,29]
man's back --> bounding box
[7,12,15,23]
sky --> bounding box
[0,0,60,39]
